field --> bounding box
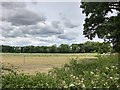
[2,53,119,89]
[2,53,97,74]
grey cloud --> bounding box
[31,2,38,5]
[1,21,13,31]
[2,31,21,38]
[2,28,24,38]
[1,21,25,38]
[52,21,60,28]
[1,21,64,38]
[1,2,46,26]
[6,9,46,25]
[60,14,79,28]
[1,21,14,37]
[21,21,64,37]
[64,20,79,28]
[57,32,78,40]
[0,2,26,21]
[62,17,79,28]
[1,2,26,9]
[1,2,63,39]
[58,35,75,40]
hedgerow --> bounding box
[1,54,120,89]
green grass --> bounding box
[1,54,119,89]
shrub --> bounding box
[2,54,119,89]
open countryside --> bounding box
[1,1,120,89]
[2,53,97,74]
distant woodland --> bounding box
[1,41,113,53]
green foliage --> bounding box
[2,55,119,89]
[58,44,70,53]
[1,41,112,53]
[80,2,120,52]
[2,64,18,75]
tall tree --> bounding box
[80,2,120,52]
[71,44,80,53]
[49,45,57,53]
[58,44,70,53]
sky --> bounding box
[0,2,103,46]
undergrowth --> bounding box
[1,54,120,89]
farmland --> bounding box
[1,1,120,89]
[2,53,97,74]
[1,53,119,89]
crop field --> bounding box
[1,53,97,74]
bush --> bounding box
[2,54,120,89]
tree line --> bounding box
[1,41,112,53]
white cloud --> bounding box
[0,2,103,46]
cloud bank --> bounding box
[1,2,100,46]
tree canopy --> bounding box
[80,2,120,52]
[1,41,112,53]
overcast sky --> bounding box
[0,2,103,46]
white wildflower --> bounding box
[76,77,79,80]
[111,66,115,68]
[81,80,83,83]
[105,67,109,70]
[62,81,65,84]
[110,77,113,79]
[115,77,119,80]
[46,83,49,86]
[105,82,108,85]
[115,67,118,69]
[82,84,85,88]
[70,74,73,77]
[64,85,68,88]
[73,76,76,79]
[91,81,94,84]
[81,78,84,83]
[90,71,94,74]
[102,73,106,76]
[78,82,81,85]
[69,84,75,87]
[94,75,99,77]
[81,78,84,81]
